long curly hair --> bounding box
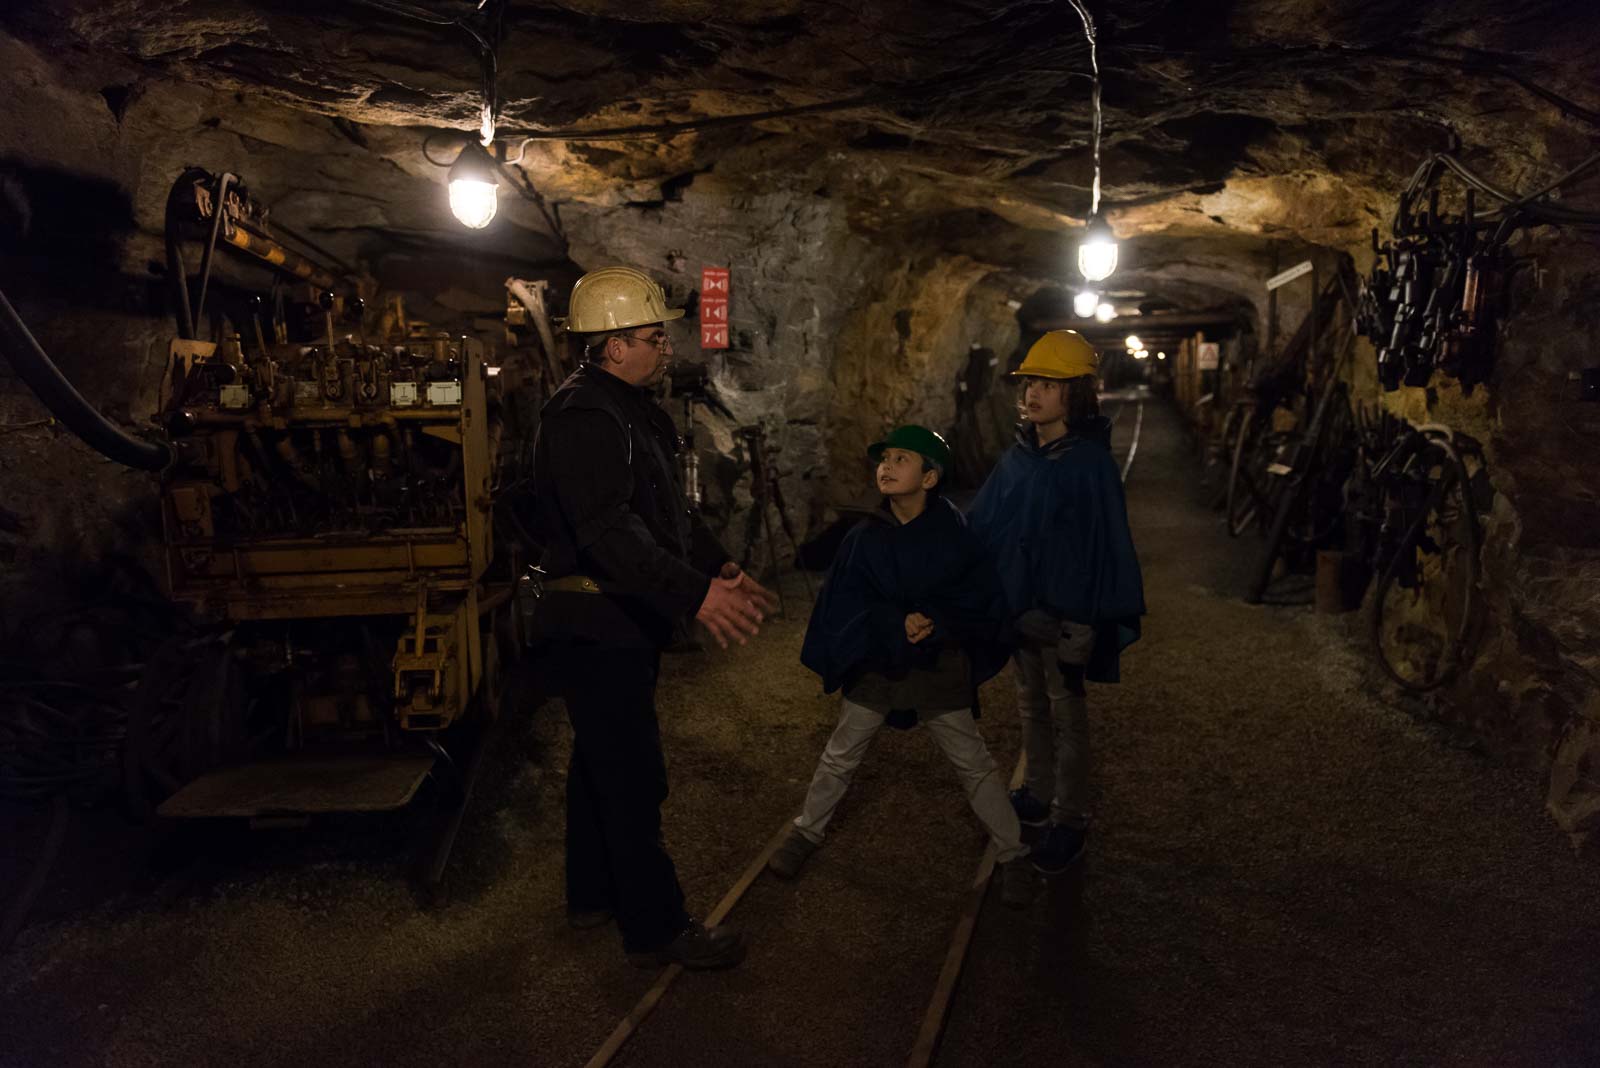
[1018,374,1100,429]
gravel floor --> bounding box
[2,398,1597,1067]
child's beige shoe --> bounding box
[767,827,820,879]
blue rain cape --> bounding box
[800,495,1011,703]
[966,417,1146,683]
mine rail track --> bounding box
[582,757,1030,1068]
[582,400,1144,1068]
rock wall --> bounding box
[564,174,1022,565]
[1372,227,1600,847]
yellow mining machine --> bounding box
[140,168,540,871]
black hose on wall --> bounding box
[0,286,171,471]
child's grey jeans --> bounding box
[1013,643,1091,829]
[794,698,1026,862]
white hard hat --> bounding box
[565,266,685,333]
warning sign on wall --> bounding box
[1197,341,1221,370]
[700,267,730,349]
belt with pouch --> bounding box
[542,574,604,595]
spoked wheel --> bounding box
[1370,437,1481,692]
[1225,409,1261,537]
[1227,411,1290,538]
[1204,404,1244,510]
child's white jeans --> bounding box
[794,698,1026,862]
[1013,645,1091,829]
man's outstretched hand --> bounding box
[905,612,935,644]
[721,562,779,612]
[696,563,780,649]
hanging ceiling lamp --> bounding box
[1094,302,1117,322]
[379,0,507,228]
[1078,213,1118,282]
[1068,0,1118,282]
[448,141,501,229]
[1073,290,1099,317]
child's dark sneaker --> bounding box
[767,827,819,879]
[999,855,1036,908]
[1031,823,1088,875]
[1009,786,1050,827]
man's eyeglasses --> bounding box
[622,330,673,352]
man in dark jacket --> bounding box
[531,266,776,971]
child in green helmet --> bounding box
[769,425,1034,908]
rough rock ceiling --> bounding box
[6,0,1599,314]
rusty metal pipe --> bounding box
[193,172,234,333]
[224,223,342,292]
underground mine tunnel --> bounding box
[2,1,1599,1064]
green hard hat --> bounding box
[867,424,951,471]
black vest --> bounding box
[531,365,695,646]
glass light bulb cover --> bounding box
[449,179,499,229]
[1079,238,1118,282]
[1094,302,1116,322]
[1073,290,1099,317]
[1078,213,1119,282]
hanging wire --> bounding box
[1063,0,1102,215]
[1395,150,1600,236]
[348,0,502,143]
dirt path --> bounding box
[2,399,1596,1067]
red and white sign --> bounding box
[700,266,730,349]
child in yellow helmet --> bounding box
[966,331,1145,874]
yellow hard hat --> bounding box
[565,266,685,333]
[1012,330,1100,379]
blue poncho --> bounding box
[966,417,1145,683]
[800,496,1011,708]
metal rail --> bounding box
[1121,401,1145,484]
[906,755,1027,1067]
[582,755,1031,1068]
[583,821,793,1068]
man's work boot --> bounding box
[766,827,820,880]
[999,856,1036,909]
[628,919,746,971]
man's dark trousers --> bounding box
[553,643,689,953]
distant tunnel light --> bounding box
[1134,348,1150,360]
[1157,351,1167,360]
[1073,290,1099,318]
[1094,302,1116,323]
[1124,334,1142,351]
